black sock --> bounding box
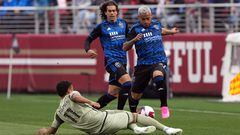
[118,81,131,110]
[97,93,116,109]
[118,90,128,110]
[153,76,168,107]
[129,95,139,112]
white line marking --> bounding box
[153,107,240,116]
[0,58,96,66]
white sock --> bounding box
[137,114,166,131]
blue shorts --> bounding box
[106,62,127,87]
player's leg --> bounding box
[118,73,131,110]
[128,123,156,134]
[107,62,132,110]
[105,109,125,114]
[152,63,169,118]
[96,85,120,109]
[97,63,125,109]
[113,63,132,110]
[129,66,151,112]
[105,111,156,134]
[132,113,183,135]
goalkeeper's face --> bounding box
[105,5,118,22]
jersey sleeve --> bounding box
[89,24,102,40]
[127,27,137,41]
[158,21,162,33]
[125,21,129,36]
[51,113,64,129]
[84,24,102,52]
[69,91,81,100]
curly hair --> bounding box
[100,0,119,20]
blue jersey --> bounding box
[85,18,128,67]
[127,20,167,66]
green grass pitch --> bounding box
[0,94,240,135]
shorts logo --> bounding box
[114,62,121,68]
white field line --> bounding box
[0,58,96,66]
[105,104,240,116]
[14,97,240,116]
[153,107,240,116]
[0,121,40,128]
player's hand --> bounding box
[171,27,180,34]
[36,128,49,135]
[87,49,98,59]
[90,102,101,109]
[133,33,143,42]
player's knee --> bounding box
[153,76,166,91]
[108,90,119,97]
[131,92,142,100]
[153,70,164,77]
[122,81,132,92]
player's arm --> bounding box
[161,27,179,36]
[37,127,57,135]
[84,24,101,58]
[123,28,141,51]
[37,114,63,135]
[70,91,100,108]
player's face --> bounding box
[105,5,118,22]
[138,12,152,28]
[67,84,74,94]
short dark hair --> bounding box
[100,0,119,20]
[56,81,72,97]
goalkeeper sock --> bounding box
[97,93,116,109]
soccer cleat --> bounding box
[164,127,183,135]
[134,126,156,134]
[161,106,170,118]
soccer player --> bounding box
[36,81,183,135]
[123,6,179,118]
[84,0,131,110]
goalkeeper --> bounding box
[36,81,183,135]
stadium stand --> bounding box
[0,1,240,34]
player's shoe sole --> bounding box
[134,126,156,134]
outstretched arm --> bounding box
[37,114,63,135]
[71,91,100,108]
[161,27,179,36]
[36,127,58,135]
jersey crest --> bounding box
[119,22,124,28]
[153,25,160,30]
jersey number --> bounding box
[64,108,80,123]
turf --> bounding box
[0,94,240,135]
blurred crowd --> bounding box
[0,0,239,34]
